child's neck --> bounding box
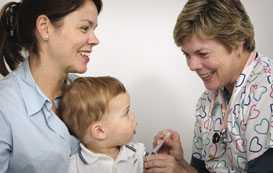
[85,143,121,160]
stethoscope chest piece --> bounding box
[212,132,221,144]
[212,128,227,144]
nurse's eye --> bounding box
[198,52,209,58]
[183,52,190,60]
[80,26,90,33]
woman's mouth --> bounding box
[199,71,215,81]
[80,51,91,57]
[79,51,91,64]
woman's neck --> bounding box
[224,51,253,94]
[29,54,67,102]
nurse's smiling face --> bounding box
[181,35,243,91]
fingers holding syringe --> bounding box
[152,129,184,161]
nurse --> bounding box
[144,0,273,172]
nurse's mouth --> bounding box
[199,71,215,81]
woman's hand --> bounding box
[144,153,183,173]
[144,153,196,173]
[153,129,184,161]
[144,129,196,173]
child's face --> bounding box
[103,93,137,146]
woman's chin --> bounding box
[203,81,220,91]
[71,66,88,74]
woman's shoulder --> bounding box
[255,53,273,68]
[0,73,20,98]
[248,53,273,85]
[0,72,26,111]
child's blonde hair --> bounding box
[59,76,126,143]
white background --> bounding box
[1,0,273,160]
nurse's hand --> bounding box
[152,129,184,161]
[144,153,196,173]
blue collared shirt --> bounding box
[0,60,79,173]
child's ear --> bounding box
[90,122,106,140]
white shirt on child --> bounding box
[69,143,146,173]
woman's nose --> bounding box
[187,56,202,71]
[88,32,99,46]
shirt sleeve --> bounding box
[191,156,209,173]
[244,76,273,162]
[247,148,273,173]
[0,111,12,173]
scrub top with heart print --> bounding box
[191,52,273,173]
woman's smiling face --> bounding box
[47,0,99,74]
[181,35,243,91]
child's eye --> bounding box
[123,109,130,117]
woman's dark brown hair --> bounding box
[0,0,102,76]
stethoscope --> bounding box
[209,89,229,144]
[209,52,257,144]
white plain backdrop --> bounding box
[1,0,273,160]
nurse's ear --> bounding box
[238,41,245,55]
[35,15,51,41]
[234,40,245,59]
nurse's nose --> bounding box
[187,56,202,71]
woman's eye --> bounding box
[199,52,209,58]
[183,52,190,59]
[80,26,89,33]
